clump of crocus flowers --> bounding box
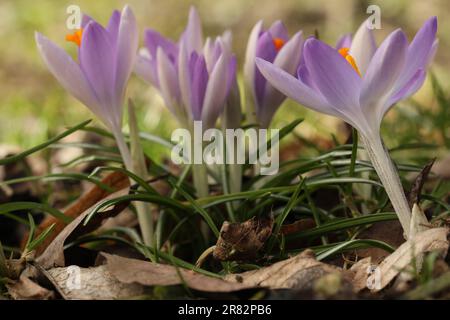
[257,17,438,236]
[35,4,438,242]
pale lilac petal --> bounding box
[226,55,237,94]
[336,34,352,49]
[396,17,437,90]
[349,19,377,75]
[178,42,192,117]
[259,31,303,127]
[114,6,138,120]
[35,32,101,118]
[203,38,222,73]
[304,39,361,111]
[181,6,203,54]
[254,31,278,108]
[269,20,289,41]
[81,14,93,28]
[297,64,313,88]
[134,51,157,86]
[156,47,181,117]
[190,55,208,120]
[145,29,178,62]
[360,29,408,111]
[79,22,116,116]
[201,53,229,129]
[256,58,334,116]
[221,30,233,50]
[387,69,426,110]
[106,10,121,45]
[244,20,263,108]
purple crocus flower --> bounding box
[244,20,303,128]
[35,6,138,168]
[134,7,236,130]
[256,17,438,235]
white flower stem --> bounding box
[113,128,154,247]
[188,125,209,199]
[360,133,411,236]
[192,163,209,198]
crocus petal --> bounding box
[259,31,303,127]
[221,30,233,50]
[35,32,101,118]
[79,22,116,117]
[203,38,222,73]
[190,55,209,121]
[269,20,289,41]
[349,19,377,75]
[244,20,263,107]
[145,29,178,62]
[201,53,229,129]
[178,42,192,118]
[156,47,181,117]
[226,55,237,95]
[304,39,362,112]
[297,64,316,89]
[134,52,157,86]
[360,29,408,112]
[254,32,278,108]
[106,10,121,46]
[255,58,340,117]
[181,6,203,54]
[396,17,437,90]
[387,69,426,111]
[114,6,138,121]
[336,33,352,49]
[81,14,93,28]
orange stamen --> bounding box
[273,38,285,51]
[338,47,361,77]
[66,28,83,47]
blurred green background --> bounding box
[0,0,448,160]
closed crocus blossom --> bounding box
[135,7,236,198]
[244,20,303,128]
[256,17,438,236]
[35,6,138,170]
[134,7,236,131]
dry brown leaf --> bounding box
[225,249,350,290]
[367,227,449,292]
[23,171,130,255]
[36,187,130,269]
[349,257,372,292]
[356,220,404,263]
[213,215,273,261]
[6,274,54,300]
[280,218,316,236]
[46,265,146,300]
[105,250,348,293]
[103,253,251,292]
[408,159,435,210]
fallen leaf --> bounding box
[213,215,273,261]
[349,257,372,292]
[103,253,251,292]
[367,227,449,292]
[36,187,130,269]
[225,249,351,290]
[23,171,130,255]
[356,220,404,263]
[6,274,54,300]
[281,218,316,236]
[46,265,146,300]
